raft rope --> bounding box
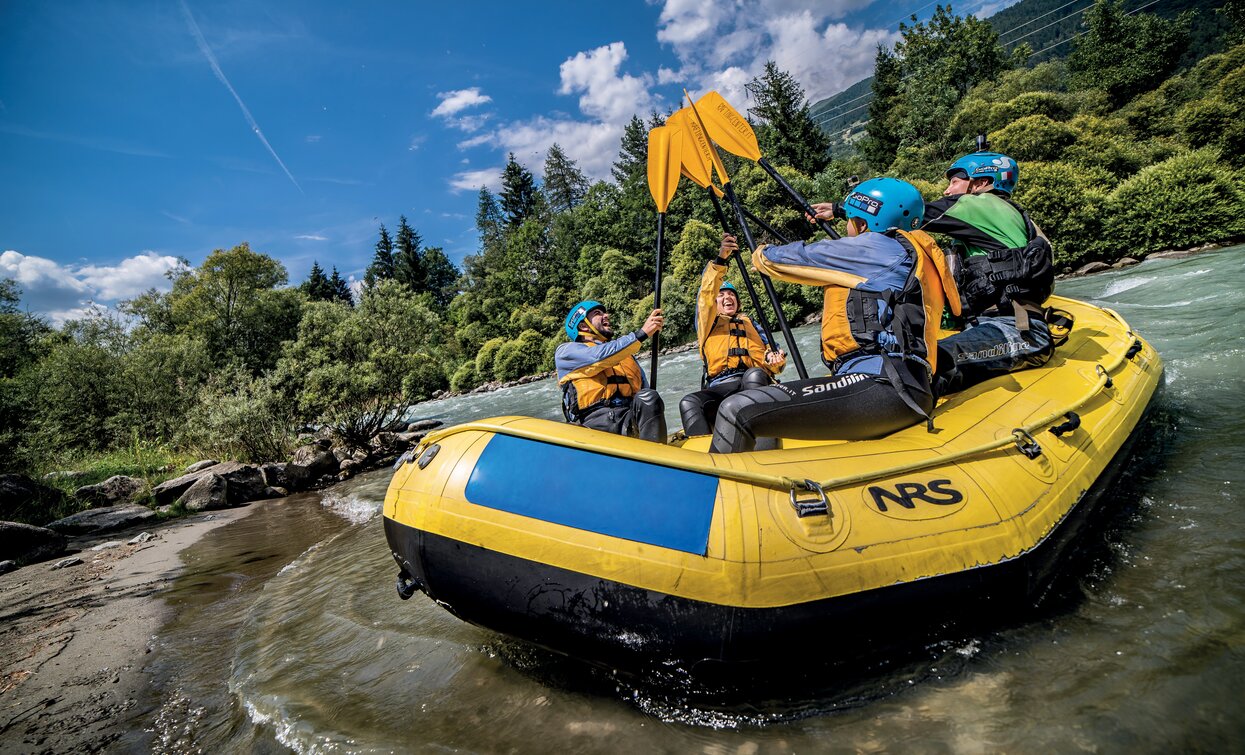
[416,306,1146,496]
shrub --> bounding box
[180,368,299,463]
[1177,96,1245,166]
[993,115,1078,162]
[492,329,545,382]
[1012,161,1116,268]
[1102,148,1245,257]
[475,337,505,383]
[450,360,479,393]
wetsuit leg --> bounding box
[579,406,629,435]
[630,389,668,443]
[710,371,933,454]
[740,366,773,390]
[936,315,1053,395]
[678,376,743,437]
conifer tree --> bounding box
[420,246,459,310]
[364,224,395,288]
[393,215,424,291]
[328,267,353,305]
[861,45,904,171]
[543,143,590,214]
[301,261,333,301]
[611,115,648,187]
[499,153,540,228]
[746,61,831,176]
[475,187,504,255]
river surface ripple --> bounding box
[134,246,1245,754]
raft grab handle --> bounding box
[412,319,1142,497]
[790,479,831,518]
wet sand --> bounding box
[0,507,258,754]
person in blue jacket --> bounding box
[555,302,667,442]
[709,178,960,454]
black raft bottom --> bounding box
[383,383,1162,676]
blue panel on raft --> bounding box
[464,434,719,555]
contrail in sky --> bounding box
[179,0,302,193]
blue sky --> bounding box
[1,0,1006,323]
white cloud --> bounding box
[453,42,657,182]
[295,234,328,241]
[305,134,322,143]
[1,250,181,325]
[654,0,895,107]
[432,87,493,118]
[449,167,503,193]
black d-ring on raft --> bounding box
[396,571,421,600]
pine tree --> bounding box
[328,267,353,305]
[420,246,459,310]
[499,153,540,228]
[861,45,904,171]
[746,61,831,176]
[611,115,648,187]
[393,215,424,291]
[475,187,504,254]
[1068,0,1191,106]
[364,224,395,288]
[301,261,333,301]
[543,143,589,213]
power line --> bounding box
[816,0,1168,132]
[997,0,1089,42]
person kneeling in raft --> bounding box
[556,301,668,442]
[679,233,786,437]
[708,178,961,454]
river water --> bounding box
[133,246,1244,753]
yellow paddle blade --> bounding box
[667,109,713,190]
[695,91,762,162]
[646,125,680,213]
[683,90,732,185]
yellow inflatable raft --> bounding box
[382,295,1163,668]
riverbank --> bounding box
[0,505,258,754]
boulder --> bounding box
[1072,261,1112,276]
[264,486,289,498]
[283,463,312,492]
[210,462,267,505]
[178,473,229,512]
[0,521,68,564]
[407,419,443,432]
[153,461,266,506]
[184,459,220,474]
[339,458,361,478]
[73,475,147,508]
[0,560,16,575]
[46,505,157,536]
[289,445,338,480]
[1111,257,1140,269]
[259,462,291,489]
[0,474,67,524]
[52,557,83,570]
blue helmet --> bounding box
[564,300,604,340]
[946,152,1019,195]
[842,177,925,233]
[719,281,738,294]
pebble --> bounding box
[52,557,84,570]
[91,541,125,551]
[128,532,156,544]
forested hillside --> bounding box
[811,0,1233,145]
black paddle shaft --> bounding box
[650,212,664,389]
[723,182,809,380]
[758,157,840,240]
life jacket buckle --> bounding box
[789,479,831,518]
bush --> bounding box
[1177,96,1245,166]
[993,115,1078,162]
[450,360,478,393]
[1102,148,1245,257]
[180,368,299,463]
[1012,161,1116,268]
[1063,118,1149,179]
[475,337,506,382]
[492,329,545,382]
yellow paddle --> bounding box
[694,91,840,240]
[645,124,682,389]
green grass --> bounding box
[17,441,201,525]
